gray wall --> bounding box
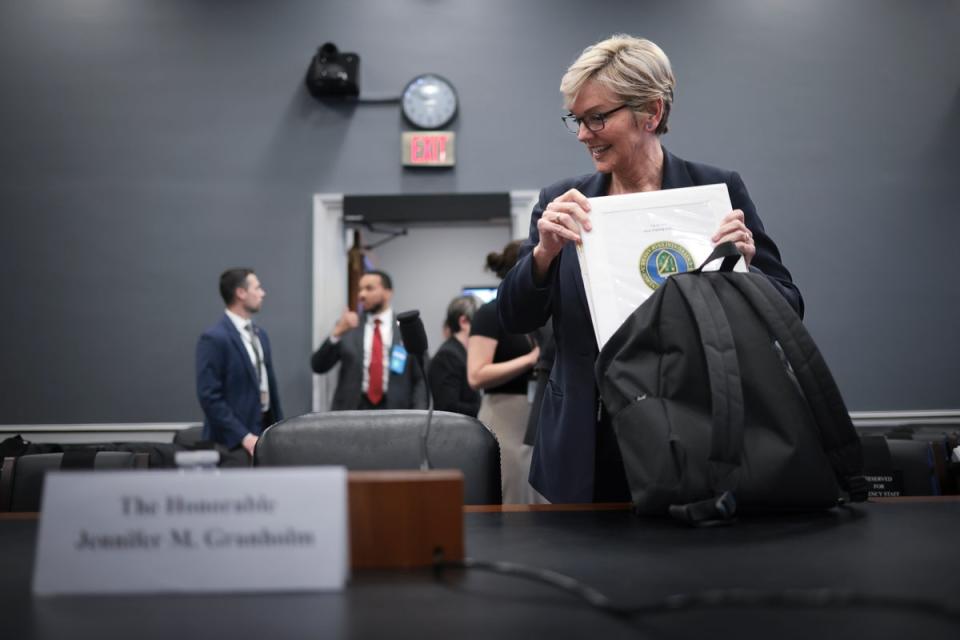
[2,0,958,424]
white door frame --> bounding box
[311,190,540,412]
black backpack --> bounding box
[595,243,867,524]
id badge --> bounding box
[389,345,408,374]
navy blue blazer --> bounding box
[196,314,283,449]
[498,148,803,503]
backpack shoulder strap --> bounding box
[721,272,865,499]
[671,274,744,495]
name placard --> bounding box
[32,467,348,595]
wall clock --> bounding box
[401,74,458,129]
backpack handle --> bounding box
[694,241,742,274]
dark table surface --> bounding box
[2,500,959,639]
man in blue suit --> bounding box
[196,268,283,465]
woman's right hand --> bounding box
[467,338,540,391]
[526,345,541,368]
[533,189,592,281]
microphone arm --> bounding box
[396,310,434,471]
[420,372,435,471]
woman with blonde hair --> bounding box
[498,35,802,504]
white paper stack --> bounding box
[576,183,745,350]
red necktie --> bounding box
[368,319,384,405]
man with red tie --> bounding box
[311,270,427,410]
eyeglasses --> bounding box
[561,104,629,134]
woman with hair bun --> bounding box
[467,239,544,504]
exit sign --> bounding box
[402,131,455,167]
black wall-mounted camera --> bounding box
[305,42,360,98]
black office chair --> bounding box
[172,424,206,449]
[0,451,149,512]
[886,428,959,495]
[860,435,939,496]
[255,410,502,505]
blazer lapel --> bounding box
[578,171,610,198]
[351,321,367,388]
[353,320,367,352]
[660,146,694,190]
[222,314,259,387]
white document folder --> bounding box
[576,183,746,350]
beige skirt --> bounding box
[478,393,548,505]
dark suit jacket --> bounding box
[498,147,803,503]
[311,315,428,410]
[427,337,481,417]
[196,314,283,449]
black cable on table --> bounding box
[436,557,960,621]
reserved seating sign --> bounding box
[32,467,348,595]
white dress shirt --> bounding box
[225,309,270,412]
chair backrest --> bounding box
[888,439,940,495]
[172,424,207,449]
[255,410,502,505]
[0,451,148,512]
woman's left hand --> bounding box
[712,209,755,267]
